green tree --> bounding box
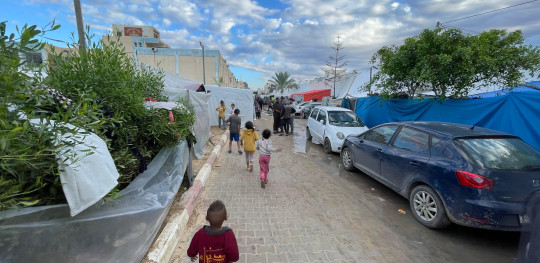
[370,28,540,100]
[268,71,298,93]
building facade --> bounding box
[102,24,241,88]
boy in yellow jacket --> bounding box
[240,121,259,172]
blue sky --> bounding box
[2,0,540,91]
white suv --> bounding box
[306,106,369,153]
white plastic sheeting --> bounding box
[162,74,211,159]
[27,119,119,217]
[206,85,255,128]
[0,141,190,263]
[269,73,368,99]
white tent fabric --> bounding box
[269,73,363,99]
[161,74,211,159]
[163,71,204,91]
[206,85,255,128]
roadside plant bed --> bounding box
[0,21,195,211]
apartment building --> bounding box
[102,24,242,88]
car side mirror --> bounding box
[319,119,325,125]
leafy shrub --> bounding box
[0,22,195,210]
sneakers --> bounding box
[238,150,243,154]
[228,150,232,153]
[261,180,265,188]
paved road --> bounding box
[170,112,520,263]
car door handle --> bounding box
[409,161,420,166]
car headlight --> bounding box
[337,132,345,140]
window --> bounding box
[317,110,326,123]
[392,127,430,152]
[364,125,398,144]
[455,137,540,171]
[309,108,319,119]
[328,111,365,127]
[432,136,442,146]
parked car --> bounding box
[340,121,540,230]
[306,106,368,153]
[295,101,310,117]
[301,102,322,118]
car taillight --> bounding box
[456,171,494,190]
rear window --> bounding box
[455,137,540,171]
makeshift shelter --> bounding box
[352,85,540,151]
[291,89,331,102]
[163,71,206,92]
[162,73,211,159]
[206,85,255,128]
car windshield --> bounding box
[328,111,365,127]
[455,137,540,171]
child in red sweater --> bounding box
[187,200,239,263]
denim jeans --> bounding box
[218,117,227,129]
[284,118,294,134]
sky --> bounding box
[2,0,540,91]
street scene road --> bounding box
[170,112,520,263]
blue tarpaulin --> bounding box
[352,88,540,151]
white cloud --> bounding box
[13,0,540,90]
[158,0,202,28]
[208,18,236,34]
[162,18,171,27]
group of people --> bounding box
[216,100,282,189]
[272,96,298,136]
[190,97,303,263]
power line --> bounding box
[442,0,538,24]
[441,25,481,34]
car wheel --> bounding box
[323,138,332,154]
[341,147,355,171]
[409,185,451,229]
[306,127,312,141]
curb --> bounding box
[146,133,228,263]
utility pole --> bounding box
[199,41,206,85]
[73,0,86,54]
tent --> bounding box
[352,87,540,151]
[162,73,210,159]
[206,85,255,128]
[291,89,331,102]
[163,71,206,92]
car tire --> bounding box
[323,137,332,154]
[409,185,451,229]
[341,147,355,171]
[306,127,312,141]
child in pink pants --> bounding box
[258,129,282,188]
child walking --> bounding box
[216,100,226,130]
[240,121,259,172]
[187,200,239,263]
[258,129,282,188]
[226,109,242,154]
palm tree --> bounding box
[213,76,224,86]
[268,72,299,93]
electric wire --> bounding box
[442,0,538,24]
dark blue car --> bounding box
[340,121,540,230]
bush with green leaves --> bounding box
[0,21,195,211]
